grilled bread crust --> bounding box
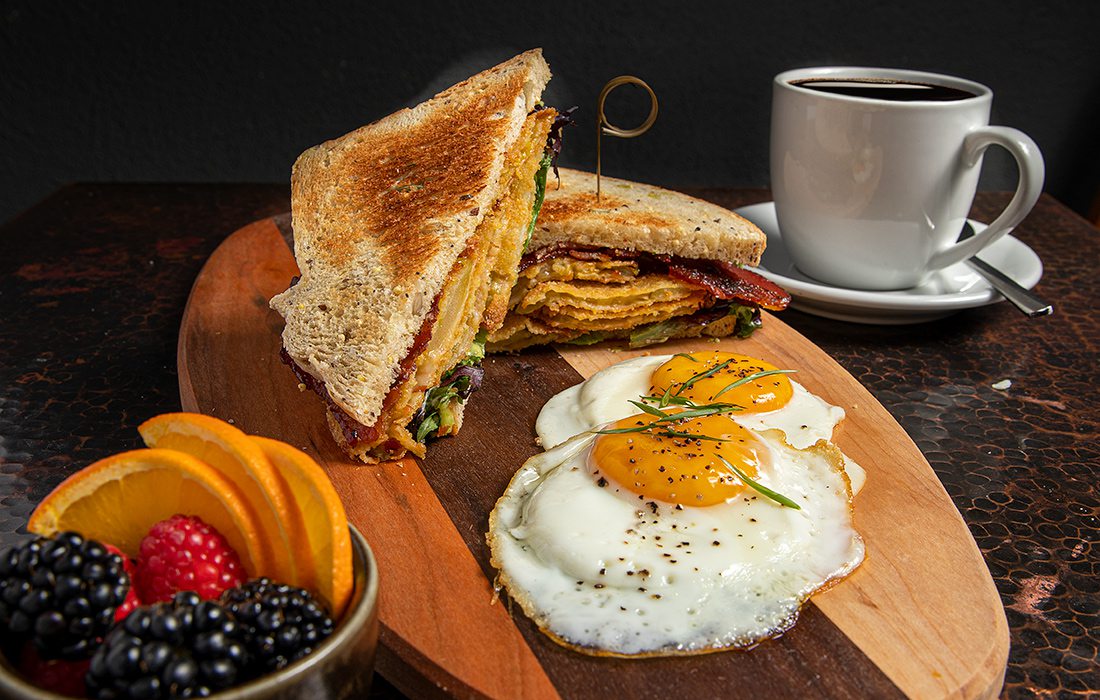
[532,168,765,265]
[271,50,551,433]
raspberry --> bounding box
[136,515,244,603]
[104,544,140,621]
[17,644,91,697]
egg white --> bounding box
[536,355,866,493]
[488,428,865,656]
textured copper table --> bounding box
[0,185,1096,698]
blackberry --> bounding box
[220,578,335,673]
[0,531,132,659]
[86,591,248,699]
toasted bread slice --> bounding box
[532,168,765,265]
[271,50,553,461]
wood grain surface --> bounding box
[177,217,1008,699]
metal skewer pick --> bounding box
[596,76,659,200]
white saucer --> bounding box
[734,202,1044,324]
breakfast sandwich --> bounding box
[487,168,790,352]
[271,50,563,463]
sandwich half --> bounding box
[271,50,558,462]
[488,168,790,352]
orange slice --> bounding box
[251,436,354,619]
[27,448,268,575]
[138,413,296,584]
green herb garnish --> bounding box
[714,454,801,510]
[674,359,732,396]
[627,400,671,419]
[651,404,739,422]
[640,393,693,407]
[591,423,731,442]
[596,358,793,449]
[657,384,676,408]
[591,401,737,442]
[712,369,797,399]
[672,353,701,362]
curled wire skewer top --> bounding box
[596,76,658,199]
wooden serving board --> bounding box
[178,217,1008,699]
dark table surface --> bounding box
[0,184,1097,698]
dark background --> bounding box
[2,1,1099,225]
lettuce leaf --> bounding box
[732,305,763,338]
[414,382,461,442]
[565,331,610,346]
[524,152,553,252]
[456,329,487,368]
[627,318,682,347]
[410,333,487,443]
[627,304,762,348]
[523,106,575,252]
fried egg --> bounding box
[536,352,865,493]
[488,410,865,656]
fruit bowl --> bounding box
[0,525,379,700]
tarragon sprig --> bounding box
[714,454,801,510]
[674,359,732,396]
[712,369,798,400]
[592,359,798,445]
[591,420,732,442]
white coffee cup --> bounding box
[770,67,1044,290]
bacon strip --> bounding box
[518,242,639,272]
[666,260,791,311]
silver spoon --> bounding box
[960,222,1052,317]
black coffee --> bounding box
[791,78,977,102]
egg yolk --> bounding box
[649,351,793,414]
[590,412,770,507]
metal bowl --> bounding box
[0,525,380,699]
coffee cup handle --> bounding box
[928,126,1045,270]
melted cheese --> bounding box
[379,113,552,457]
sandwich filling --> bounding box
[487,244,790,352]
